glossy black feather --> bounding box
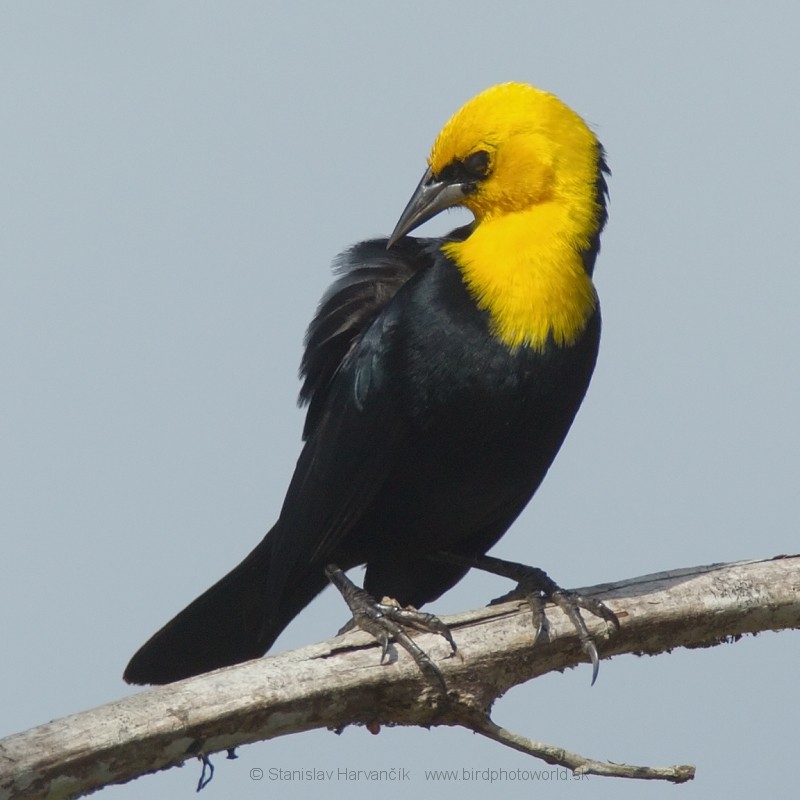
[582,150,611,277]
[299,225,472,439]
[298,237,426,440]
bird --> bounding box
[124,82,611,686]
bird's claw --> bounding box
[549,588,610,685]
[508,572,618,685]
[439,552,618,684]
[325,564,455,691]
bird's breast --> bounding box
[443,207,598,352]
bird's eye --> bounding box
[464,150,490,178]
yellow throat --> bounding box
[433,83,606,351]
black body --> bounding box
[123,227,601,685]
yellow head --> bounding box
[430,82,602,221]
[388,83,608,351]
[389,82,606,246]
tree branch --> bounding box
[1,555,798,799]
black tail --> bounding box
[123,527,328,685]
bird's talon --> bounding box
[432,553,618,683]
[326,564,453,688]
[584,640,600,686]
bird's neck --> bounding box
[443,203,598,351]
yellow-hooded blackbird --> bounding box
[124,82,611,686]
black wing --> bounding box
[298,236,432,440]
[263,235,437,604]
[299,225,474,438]
[266,226,474,603]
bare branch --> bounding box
[473,718,695,782]
[1,555,798,799]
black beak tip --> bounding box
[387,166,469,251]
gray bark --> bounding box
[1,555,798,799]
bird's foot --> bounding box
[324,564,456,691]
[435,552,619,685]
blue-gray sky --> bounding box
[2,3,799,799]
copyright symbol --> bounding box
[250,768,264,780]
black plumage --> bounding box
[124,224,602,685]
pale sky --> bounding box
[2,4,799,799]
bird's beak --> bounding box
[387,167,470,249]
